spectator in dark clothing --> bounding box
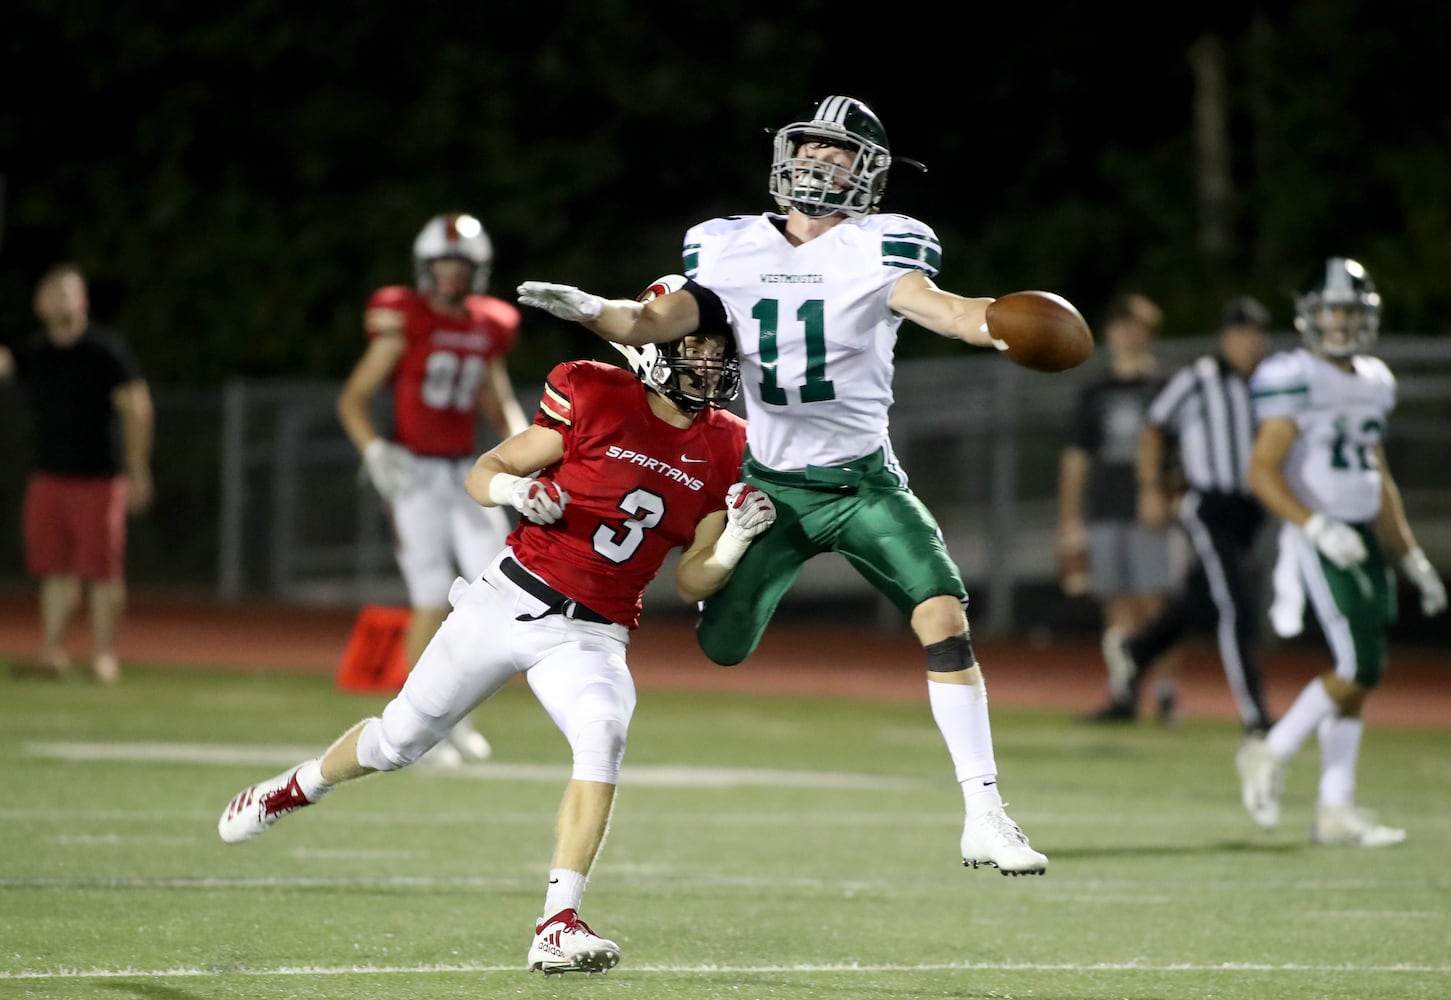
[1057,293,1182,723]
[0,263,153,683]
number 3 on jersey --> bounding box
[592,488,665,563]
[753,298,836,405]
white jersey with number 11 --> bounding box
[683,212,941,472]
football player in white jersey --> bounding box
[517,95,1050,875]
[1236,257,1446,846]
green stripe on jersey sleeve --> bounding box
[881,235,941,273]
[682,244,700,278]
[1251,385,1309,399]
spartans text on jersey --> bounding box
[604,446,705,491]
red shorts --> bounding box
[23,474,129,581]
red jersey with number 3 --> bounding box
[508,361,747,629]
[366,286,519,457]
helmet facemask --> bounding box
[634,335,741,413]
[613,273,741,412]
[1294,257,1381,359]
[770,96,892,218]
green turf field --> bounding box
[2,666,1447,999]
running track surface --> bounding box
[0,591,1444,729]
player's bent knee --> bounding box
[354,718,398,771]
[570,718,628,784]
[696,622,755,667]
[363,698,451,770]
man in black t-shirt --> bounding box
[0,263,153,683]
[1056,293,1182,723]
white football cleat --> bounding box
[1312,805,1406,848]
[1235,737,1285,829]
[961,807,1048,875]
[527,908,620,975]
[218,762,321,843]
[447,719,492,762]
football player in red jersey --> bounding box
[219,276,776,976]
[337,212,529,764]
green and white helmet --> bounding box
[770,96,893,218]
[1293,257,1382,358]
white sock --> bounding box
[294,759,332,801]
[1265,678,1336,759]
[544,868,587,917]
[927,678,1000,813]
[1316,715,1362,808]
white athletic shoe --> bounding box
[218,762,320,843]
[1312,805,1406,848]
[961,807,1048,875]
[1101,627,1136,703]
[527,908,621,975]
[1235,737,1285,829]
[447,719,492,762]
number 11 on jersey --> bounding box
[752,297,836,405]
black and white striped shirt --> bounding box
[1146,355,1255,495]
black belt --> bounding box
[499,557,614,625]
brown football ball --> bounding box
[985,291,1094,372]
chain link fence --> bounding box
[3,334,1450,638]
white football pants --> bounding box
[359,548,636,783]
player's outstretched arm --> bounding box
[517,281,699,347]
[887,271,996,348]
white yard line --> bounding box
[0,873,1438,894]
[21,741,911,789]
[2,961,1448,980]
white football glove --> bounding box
[516,281,605,323]
[1400,548,1447,616]
[494,475,569,525]
[363,439,413,501]
[1303,513,1367,569]
[723,483,777,542]
[710,483,776,572]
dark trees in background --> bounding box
[1,2,1447,387]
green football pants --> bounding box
[697,449,966,666]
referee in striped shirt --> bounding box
[1099,296,1275,734]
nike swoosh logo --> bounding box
[981,780,997,788]
[548,878,560,884]
[680,455,707,464]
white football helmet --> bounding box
[610,274,740,413]
[413,213,493,294]
[1294,257,1381,358]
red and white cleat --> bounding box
[218,762,319,844]
[527,908,621,975]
